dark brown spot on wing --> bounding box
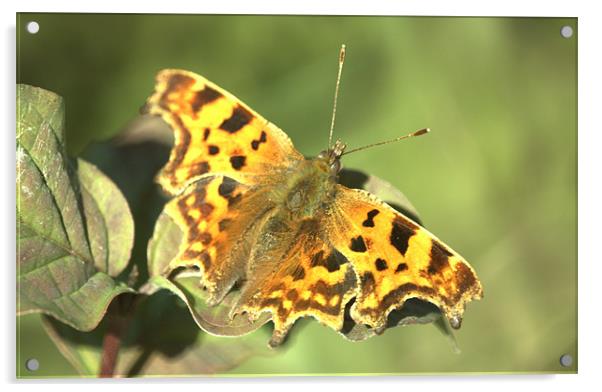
[188,161,210,177]
[375,258,388,271]
[277,305,289,318]
[187,223,200,242]
[454,263,478,299]
[294,298,310,311]
[428,241,452,275]
[178,197,196,227]
[227,192,242,207]
[198,232,212,245]
[325,249,348,271]
[350,236,367,252]
[390,217,415,256]
[261,297,280,308]
[251,131,268,150]
[199,202,214,217]
[203,128,210,141]
[218,177,243,206]
[208,145,219,155]
[310,249,347,272]
[362,209,380,227]
[220,105,252,133]
[160,74,195,110]
[291,266,305,281]
[218,178,236,198]
[395,263,408,273]
[286,290,299,301]
[182,248,200,260]
[191,86,222,112]
[230,155,246,170]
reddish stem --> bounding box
[99,319,122,378]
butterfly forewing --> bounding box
[328,186,483,329]
[145,69,302,195]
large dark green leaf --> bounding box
[17,84,134,331]
[82,116,172,287]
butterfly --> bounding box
[144,46,483,347]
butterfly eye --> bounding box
[330,159,341,174]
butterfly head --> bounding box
[316,139,346,176]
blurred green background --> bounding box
[16,14,577,376]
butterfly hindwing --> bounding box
[165,175,275,304]
[145,69,303,194]
[231,219,358,346]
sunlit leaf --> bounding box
[17,84,134,331]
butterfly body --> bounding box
[145,68,483,346]
[279,153,339,219]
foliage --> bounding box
[17,84,134,331]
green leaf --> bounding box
[82,123,172,287]
[146,275,271,337]
[77,159,134,276]
[146,212,182,278]
[17,84,134,331]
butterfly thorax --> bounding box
[278,148,343,220]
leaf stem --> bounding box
[99,315,122,378]
[98,295,138,378]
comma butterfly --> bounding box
[144,46,483,347]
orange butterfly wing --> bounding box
[145,69,302,195]
[146,70,303,304]
[232,221,358,346]
[328,186,483,329]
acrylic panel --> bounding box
[16,13,577,378]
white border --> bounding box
[4,0,585,16]
[2,1,600,391]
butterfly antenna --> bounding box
[328,44,346,149]
[341,128,430,156]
